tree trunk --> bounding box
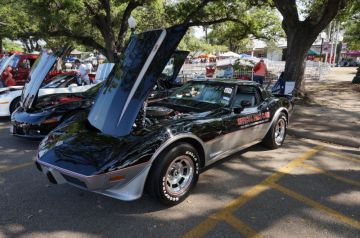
[104,36,115,62]
[0,36,2,53]
[273,0,348,97]
[204,26,208,43]
[283,26,317,96]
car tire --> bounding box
[9,97,20,114]
[262,112,287,149]
[146,142,200,206]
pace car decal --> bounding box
[236,111,271,128]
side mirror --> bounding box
[241,100,252,108]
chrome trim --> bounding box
[205,140,261,166]
[165,155,194,196]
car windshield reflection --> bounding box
[169,82,234,106]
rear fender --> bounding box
[265,107,289,134]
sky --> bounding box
[193,26,205,39]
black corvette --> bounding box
[11,48,186,139]
[10,48,114,139]
[36,26,293,205]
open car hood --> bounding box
[166,50,189,84]
[88,26,187,137]
[21,47,71,110]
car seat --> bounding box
[233,93,255,107]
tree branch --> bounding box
[183,0,213,24]
[179,16,266,40]
[184,17,237,27]
[305,0,348,34]
[18,30,107,56]
[100,0,111,25]
[273,0,299,30]
[83,1,110,38]
[116,0,146,52]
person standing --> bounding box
[253,59,267,85]
[3,65,16,87]
[74,59,91,85]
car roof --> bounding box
[191,78,260,87]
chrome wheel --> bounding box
[165,155,194,196]
[274,118,286,145]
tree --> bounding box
[179,29,228,53]
[207,7,283,52]
[29,0,243,61]
[270,0,349,96]
[341,1,360,50]
[29,0,157,61]
[0,0,40,53]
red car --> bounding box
[9,53,39,85]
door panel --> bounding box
[223,85,272,150]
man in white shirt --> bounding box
[74,59,91,85]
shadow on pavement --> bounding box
[1,139,358,237]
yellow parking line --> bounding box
[0,162,33,173]
[182,146,322,238]
[322,150,360,163]
[224,146,322,214]
[300,163,360,187]
[269,182,360,230]
[222,214,262,238]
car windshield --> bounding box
[43,74,74,88]
[169,82,234,106]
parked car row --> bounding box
[2,26,294,206]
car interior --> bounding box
[232,86,259,108]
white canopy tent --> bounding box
[219,51,241,58]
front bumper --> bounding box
[11,108,59,139]
[35,159,151,201]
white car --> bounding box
[0,86,24,116]
[0,63,114,117]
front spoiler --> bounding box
[36,159,151,201]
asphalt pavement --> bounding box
[0,117,359,238]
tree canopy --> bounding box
[0,0,286,59]
[0,0,40,52]
[207,6,283,52]
[341,0,360,49]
